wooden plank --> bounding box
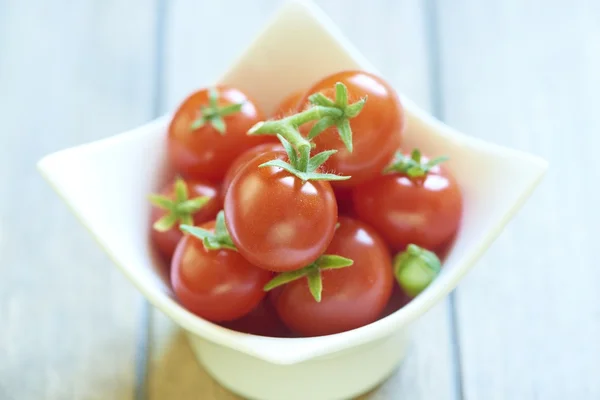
[437,1,600,399]
[149,1,457,399]
[0,1,156,399]
[148,311,241,400]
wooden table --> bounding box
[1,1,597,399]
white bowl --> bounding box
[37,1,548,399]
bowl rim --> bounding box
[37,0,549,365]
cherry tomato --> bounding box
[271,216,394,336]
[271,90,304,118]
[220,142,284,202]
[150,177,221,259]
[220,298,290,337]
[171,221,272,322]
[167,86,273,181]
[298,70,405,188]
[224,150,338,272]
[353,152,463,252]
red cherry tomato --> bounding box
[271,90,304,118]
[220,142,284,201]
[298,70,404,188]
[167,86,274,181]
[150,177,221,259]
[224,150,338,272]
[271,216,394,336]
[220,299,290,337]
[170,221,272,322]
[353,153,463,252]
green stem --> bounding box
[285,105,343,127]
[246,81,368,182]
[298,145,310,172]
[248,105,343,153]
[249,121,310,153]
[180,210,237,252]
[335,82,348,108]
[253,129,350,182]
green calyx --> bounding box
[248,82,366,154]
[148,177,210,232]
[306,82,366,152]
[179,210,237,251]
[190,87,244,134]
[246,82,367,183]
[263,254,354,302]
[383,149,449,178]
[393,244,441,297]
[258,135,350,182]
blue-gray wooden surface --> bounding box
[0,1,596,399]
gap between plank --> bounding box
[135,0,168,399]
[423,1,465,399]
[134,301,151,400]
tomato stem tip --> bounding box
[258,135,350,182]
[306,81,367,152]
[180,210,237,252]
[189,87,244,134]
[393,244,441,298]
[148,177,210,232]
[383,148,449,178]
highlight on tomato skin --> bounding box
[170,220,273,323]
[167,85,276,182]
[224,150,339,273]
[149,177,221,260]
[297,70,405,188]
[269,216,394,337]
[352,150,463,253]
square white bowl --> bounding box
[37,1,548,399]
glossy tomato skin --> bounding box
[224,151,338,272]
[170,221,272,322]
[272,216,394,337]
[298,70,404,188]
[150,178,221,259]
[271,90,304,118]
[168,86,273,182]
[220,142,284,202]
[353,157,463,253]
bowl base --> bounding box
[186,330,409,400]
